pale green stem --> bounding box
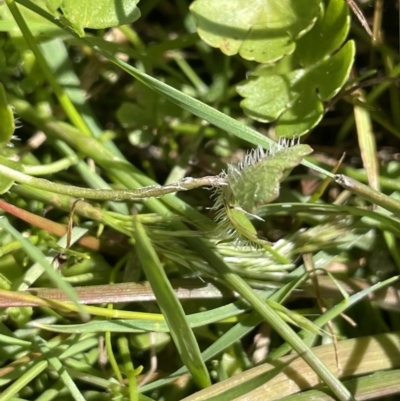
[23,155,78,176]
[0,162,226,200]
[335,174,400,215]
[173,52,209,96]
[117,336,139,401]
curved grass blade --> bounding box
[268,275,399,360]
[134,217,211,389]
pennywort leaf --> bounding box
[190,0,319,64]
[234,0,354,138]
[237,40,355,137]
[294,0,351,67]
[48,0,141,37]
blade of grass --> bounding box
[353,89,380,191]
[35,336,86,401]
[185,237,355,401]
[0,360,48,401]
[268,275,399,360]
[0,217,89,320]
[134,216,211,389]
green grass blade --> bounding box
[35,336,86,401]
[188,239,354,401]
[134,217,211,389]
[0,218,89,320]
[268,275,400,360]
[0,360,48,401]
[139,258,330,392]
[117,336,140,401]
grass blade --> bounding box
[0,217,89,320]
[35,336,86,401]
[134,217,211,388]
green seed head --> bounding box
[212,140,313,246]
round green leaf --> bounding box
[116,82,183,129]
[190,0,319,63]
[0,0,64,39]
[59,0,141,36]
[237,41,356,137]
[295,0,351,66]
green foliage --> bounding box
[190,0,319,63]
[47,0,141,37]
[224,144,313,213]
[192,0,355,137]
[237,41,355,137]
[0,155,20,194]
[0,83,14,149]
[0,1,399,400]
[294,0,351,66]
[0,0,64,39]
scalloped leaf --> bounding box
[116,81,183,129]
[294,0,350,66]
[237,40,355,137]
[0,0,65,39]
[55,0,141,36]
[190,0,319,63]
